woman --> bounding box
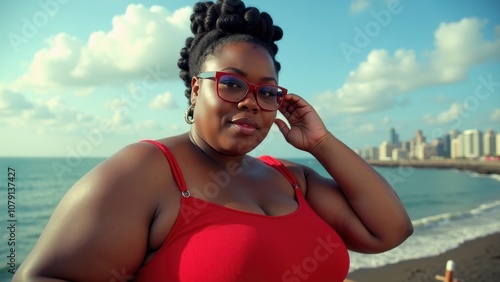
[14,0,413,281]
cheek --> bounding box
[259,112,277,136]
[196,88,220,115]
[195,97,230,130]
[263,112,277,127]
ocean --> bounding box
[1,157,500,281]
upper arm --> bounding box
[280,161,382,253]
[14,143,166,281]
[301,167,368,251]
[304,165,413,253]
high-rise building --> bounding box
[409,130,426,159]
[445,130,461,159]
[362,147,379,160]
[440,134,451,158]
[462,129,483,159]
[414,143,437,160]
[388,128,399,145]
[496,133,500,156]
[415,130,425,144]
[392,148,409,160]
[401,141,411,151]
[434,138,447,158]
[379,141,397,160]
[483,130,497,156]
[451,137,462,159]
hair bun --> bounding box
[179,0,283,104]
[217,14,244,32]
[220,0,245,14]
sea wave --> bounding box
[349,201,500,272]
[411,200,500,228]
[469,171,500,182]
[489,174,500,182]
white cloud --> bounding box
[315,18,500,115]
[424,103,465,125]
[491,108,500,121]
[1,90,164,134]
[75,87,96,97]
[107,111,163,133]
[13,4,192,91]
[20,96,98,130]
[109,111,132,128]
[432,19,500,73]
[0,88,33,116]
[150,92,177,109]
[134,120,162,131]
[105,99,129,110]
[350,0,370,14]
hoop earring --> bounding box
[184,104,194,124]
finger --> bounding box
[279,104,294,119]
[281,94,313,117]
[274,119,290,137]
[284,93,310,107]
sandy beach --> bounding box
[346,232,500,282]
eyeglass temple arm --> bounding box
[197,71,217,78]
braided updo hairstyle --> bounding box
[178,0,283,104]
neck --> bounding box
[188,129,247,170]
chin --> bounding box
[219,128,269,155]
[226,144,256,156]
[224,139,262,156]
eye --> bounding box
[219,75,244,89]
[259,87,281,98]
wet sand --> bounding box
[346,232,500,282]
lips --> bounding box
[231,118,259,129]
[231,118,259,135]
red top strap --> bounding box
[141,140,188,193]
[141,141,297,193]
[258,155,299,188]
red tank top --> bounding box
[135,140,349,281]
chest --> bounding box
[136,195,350,282]
[183,163,299,217]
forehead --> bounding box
[202,42,277,78]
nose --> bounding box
[237,86,260,112]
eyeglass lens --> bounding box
[218,74,284,110]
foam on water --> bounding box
[488,174,500,182]
[411,200,500,227]
[348,201,500,272]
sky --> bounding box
[0,0,499,158]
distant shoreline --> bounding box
[367,159,500,175]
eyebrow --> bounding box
[220,67,278,84]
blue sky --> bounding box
[1,0,499,158]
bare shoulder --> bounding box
[71,140,178,207]
[272,158,311,195]
[276,158,345,220]
[14,139,179,281]
[94,140,175,186]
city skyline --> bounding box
[359,126,500,161]
[365,126,500,148]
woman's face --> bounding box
[191,41,280,156]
